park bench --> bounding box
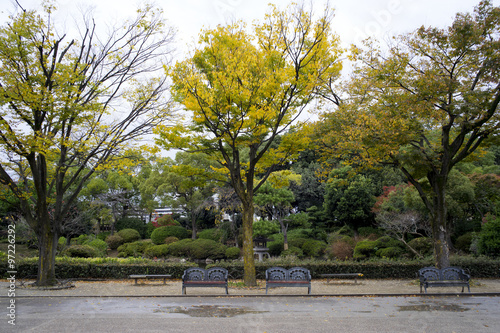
[265,267,311,294]
[182,267,228,295]
[128,274,172,285]
[321,273,363,284]
[418,266,471,293]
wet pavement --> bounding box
[2,295,500,332]
[2,279,500,332]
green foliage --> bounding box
[288,237,309,249]
[151,226,190,245]
[267,240,284,256]
[164,236,179,244]
[188,239,227,260]
[353,240,378,260]
[301,239,327,258]
[84,239,108,256]
[71,234,95,245]
[375,247,404,258]
[4,257,198,279]
[455,232,474,253]
[477,215,500,257]
[167,239,193,257]
[358,226,384,238]
[117,228,141,243]
[105,234,125,250]
[225,246,241,260]
[252,220,280,237]
[97,232,111,241]
[62,245,100,258]
[115,218,146,238]
[407,237,433,257]
[197,228,222,242]
[117,240,154,258]
[57,237,67,251]
[143,244,170,258]
[280,246,304,258]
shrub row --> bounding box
[211,256,500,280]
[4,258,196,279]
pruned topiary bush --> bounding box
[117,228,141,243]
[301,239,327,258]
[117,240,154,258]
[144,244,170,258]
[407,237,433,257]
[225,246,241,260]
[105,234,124,250]
[85,238,108,256]
[353,240,378,260]
[151,226,190,245]
[280,246,304,258]
[62,245,100,258]
[197,228,222,242]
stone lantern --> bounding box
[253,236,271,262]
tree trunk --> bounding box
[241,202,256,286]
[191,213,197,239]
[36,220,59,286]
[430,174,450,269]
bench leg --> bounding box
[182,286,185,295]
[135,278,139,285]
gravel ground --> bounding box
[5,278,500,297]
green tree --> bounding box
[323,166,377,233]
[0,4,175,285]
[151,152,219,239]
[156,3,342,285]
[317,2,500,268]
[254,176,298,250]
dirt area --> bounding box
[6,278,500,297]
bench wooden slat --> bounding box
[128,274,171,285]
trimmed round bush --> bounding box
[117,240,153,257]
[164,236,179,244]
[376,246,404,258]
[63,245,99,258]
[168,239,194,257]
[117,228,141,243]
[197,228,222,241]
[85,239,108,256]
[71,234,94,245]
[105,234,124,250]
[144,244,170,258]
[301,239,327,257]
[353,240,378,260]
[225,246,241,260]
[151,226,190,245]
[188,239,227,260]
[280,246,304,258]
[375,236,403,249]
[407,237,433,257]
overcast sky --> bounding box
[2,0,499,59]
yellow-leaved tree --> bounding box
[0,3,175,286]
[155,3,342,285]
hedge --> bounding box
[210,256,500,280]
[3,256,499,280]
[4,257,196,279]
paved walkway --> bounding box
[4,278,500,297]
